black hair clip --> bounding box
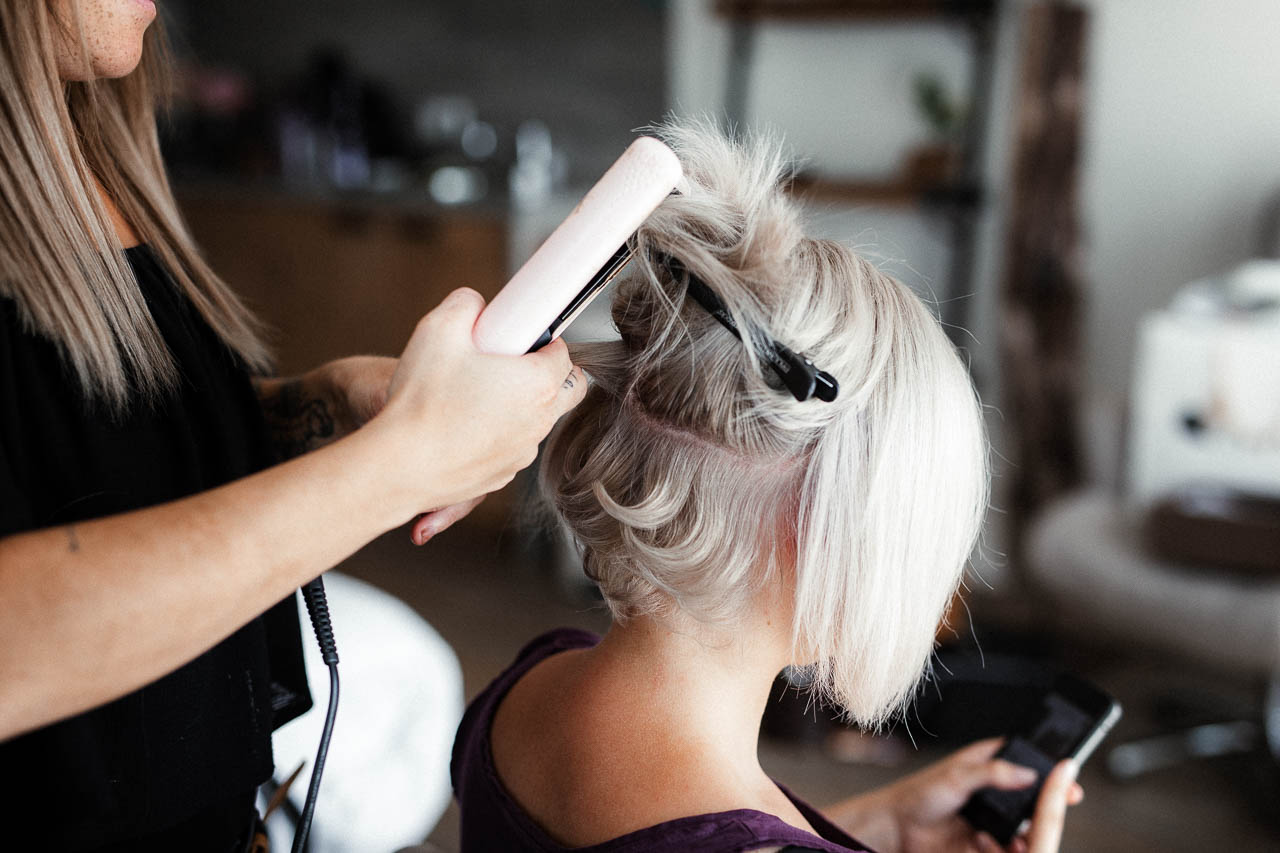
[659,255,839,403]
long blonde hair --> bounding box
[541,121,989,727]
[0,2,270,411]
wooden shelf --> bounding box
[716,0,1000,336]
[788,173,982,209]
[716,0,996,22]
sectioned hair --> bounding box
[540,120,988,727]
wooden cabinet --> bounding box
[180,188,523,531]
[179,189,508,376]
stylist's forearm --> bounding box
[0,420,416,742]
[0,288,586,742]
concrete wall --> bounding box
[165,0,667,183]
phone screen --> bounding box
[961,675,1120,844]
[980,694,1096,822]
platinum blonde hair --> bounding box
[540,121,989,727]
[0,2,270,411]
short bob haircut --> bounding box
[540,120,989,727]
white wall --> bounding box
[1081,0,1280,398]
[669,3,971,176]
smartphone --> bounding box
[960,673,1122,845]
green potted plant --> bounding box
[904,71,965,187]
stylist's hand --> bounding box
[832,739,1083,853]
[371,287,586,536]
[317,356,483,542]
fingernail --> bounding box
[422,521,442,543]
[1014,766,1038,784]
[1064,759,1080,780]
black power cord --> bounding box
[293,576,340,853]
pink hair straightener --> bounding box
[472,136,682,355]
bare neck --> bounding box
[582,613,790,769]
[489,608,815,846]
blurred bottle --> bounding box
[280,49,371,189]
[413,95,477,154]
[509,119,567,209]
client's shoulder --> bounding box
[473,627,601,715]
[452,627,599,792]
[488,639,770,848]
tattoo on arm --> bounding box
[257,378,336,460]
[65,525,79,553]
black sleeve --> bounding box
[0,306,33,538]
[0,437,32,537]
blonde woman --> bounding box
[452,123,1084,853]
[0,2,584,849]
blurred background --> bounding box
[158,1,1280,850]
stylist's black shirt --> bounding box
[0,246,311,852]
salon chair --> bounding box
[264,572,465,853]
[1026,489,1280,778]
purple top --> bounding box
[451,627,875,853]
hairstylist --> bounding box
[0,1,585,849]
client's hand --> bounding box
[829,739,1083,853]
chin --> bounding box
[91,44,146,79]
